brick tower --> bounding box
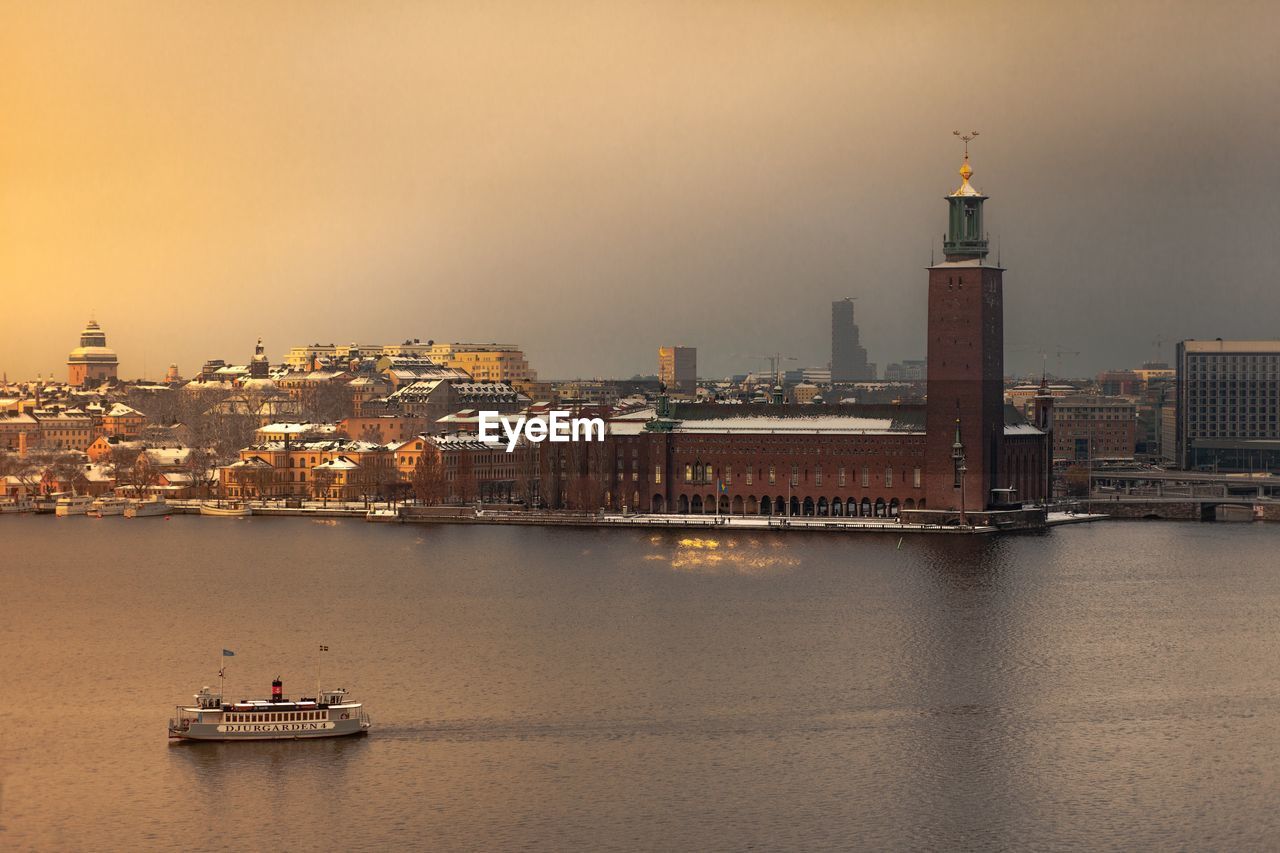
[924,141,1004,512]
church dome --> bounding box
[68,320,119,365]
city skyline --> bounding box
[4,2,1279,380]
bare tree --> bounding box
[181,447,213,499]
[107,445,144,492]
[455,451,476,505]
[311,467,337,506]
[127,452,156,498]
[514,441,539,507]
[50,453,87,495]
[411,448,446,506]
[298,381,354,423]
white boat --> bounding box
[0,497,36,514]
[125,498,172,518]
[55,494,94,516]
[35,493,67,514]
[169,678,371,742]
[90,496,131,517]
[200,502,252,517]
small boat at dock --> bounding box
[126,498,172,518]
[55,494,94,516]
[200,502,252,517]
[90,496,131,517]
[0,497,36,514]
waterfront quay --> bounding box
[150,499,1105,534]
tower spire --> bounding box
[942,131,989,261]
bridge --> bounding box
[1087,468,1280,520]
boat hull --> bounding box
[170,719,370,741]
[126,503,171,518]
[199,503,252,517]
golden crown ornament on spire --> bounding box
[951,130,982,197]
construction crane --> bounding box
[1150,335,1168,365]
[1040,346,1080,379]
[736,352,799,387]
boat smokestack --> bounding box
[271,678,283,702]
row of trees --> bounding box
[124,383,357,461]
[0,443,217,498]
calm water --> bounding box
[2,515,1279,851]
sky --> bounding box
[2,1,1278,382]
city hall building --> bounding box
[592,152,1053,521]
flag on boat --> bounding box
[222,649,235,657]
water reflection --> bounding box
[645,533,801,574]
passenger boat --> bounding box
[55,494,94,516]
[35,493,67,514]
[90,496,131,517]
[199,501,252,517]
[168,678,371,741]
[0,497,36,513]
[125,498,172,518]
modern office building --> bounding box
[1176,339,1280,471]
[658,346,697,395]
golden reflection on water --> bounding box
[646,535,801,574]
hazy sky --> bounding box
[3,1,1278,382]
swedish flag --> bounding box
[222,649,235,657]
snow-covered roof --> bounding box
[1003,424,1046,436]
[105,403,143,418]
[144,447,191,466]
[256,422,337,436]
[314,456,359,470]
[672,416,911,435]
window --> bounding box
[724,465,732,485]
[861,466,869,488]
[655,466,662,484]
[913,467,921,488]
[745,468,752,485]
[884,467,893,488]
[685,464,692,482]
[838,467,846,487]
[769,465,776,485]
[815,466,822,486]
[790,465,799,486]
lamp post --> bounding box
[951,418,968,528]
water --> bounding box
[2,515,1279,851]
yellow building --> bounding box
[219,439,395,501]
[427,343,539,388]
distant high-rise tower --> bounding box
[658,346,697,395]
[830,299,870,382]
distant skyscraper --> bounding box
[830,299,869,382]
[658,346,697,395]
